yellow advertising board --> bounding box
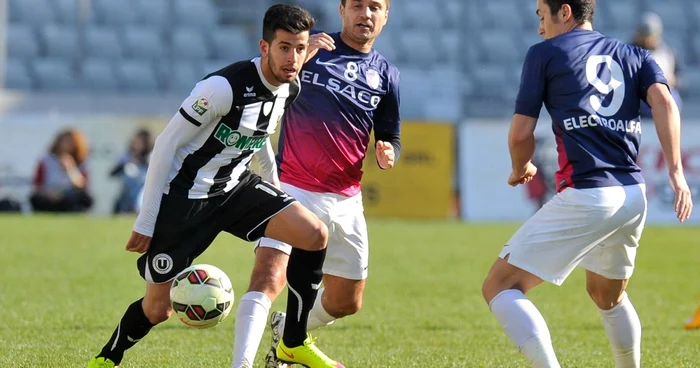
[361,122,455,219]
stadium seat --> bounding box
[469,65,516,101]
[316,1,342,31]
[40,25,79,60]
[122,26,165,59]
[5,58,34,90]
[440,0,465,29]
[92,0,138,24]
[174,0,219,28]
[371,33,399,62]
[135,0,169,27]
[209,26,256,60]
[202,59,233,76]
[482,1,526,30]
[400,2,443,29]
[398,30,438,67]
[81,58,119,91]
[84,26,124,58]
[52,0,79,24]
[32,58,78,91]
[691,36,700,64]
[479,31,521,64]
[7,24,40,58]
[166,61,203,94]
[645,2,689,32]
[439,32,462,67]
[172,27,209,61]
[601,2,639,32]
[662,30,688,67]
[9,0,56,25]
[397,68,430,118]
[115,60,160,92]
[684,69,700,98]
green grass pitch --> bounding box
[1,215,698,367]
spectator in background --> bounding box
[110,129,153,214]
[631,12,684,117]
[30,128,93,213]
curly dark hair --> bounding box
[262,4,315,43]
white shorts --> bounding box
[256,183,369,280]
[500,184,647,286]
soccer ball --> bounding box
[170,264,235,329]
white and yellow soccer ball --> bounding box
[170,264,234,329]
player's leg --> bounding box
[88,195,221,368]
[231,246,288,368]
[579,185,646,368]
[223,176,341,368]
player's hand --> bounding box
[375,141,395,169]
[305,32,335,63]
[508,162,538,187]
[669,171,693,222]
[125,231,152,254]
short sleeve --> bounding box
[638,50,669,103]
[514,45,546,118]
[178,75,234,128]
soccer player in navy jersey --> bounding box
[480,0,692,367]
[229,1,399,367]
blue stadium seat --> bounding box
[166,61,203,94]
[115,60,160,92]
[439,32,462,67]
[440,0,465,29]
[5,58,34,90]
[601,2,639,31]
[122,26,165,59]
[469,65,517,101]
[53,0,79,24]
[691,36,700,64]
[210,26,256,60]
[9,0,56,25]
[645,3,689,32]
[397,68,429,118]
[7,24,40,58]
[135,0,169,27]
[398,30,438,67]
[81,58,119,91]
[92,0,138,24]
[479,31,521,64]
[684,69,700,98]
[692,3,700,30]
[371,33,399,63]
[32,58,78,91]
[172,27,209,61]
[174,0,218,28]
[84,26,124,58]
[400,2,443,29]
[482,1,526,30]
[40,25,79,60]
[316,1,342,31]
[202,60,233,76]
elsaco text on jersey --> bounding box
[214,123,266,150]
[300,68,381,111]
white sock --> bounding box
[599,292,641,368]
[306,288,336,331]
[489,289,560,368]
[231,291,271,368]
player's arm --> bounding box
[132,76,233,241]
[509,45,545,185]
[254,138,280,188]
[373,69,401,170]
[641,51,692,221]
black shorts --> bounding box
[137,172,295,283]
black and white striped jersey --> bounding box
[166,57,299,198]
[134,57,299,236]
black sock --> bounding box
[282,247,326,347]
[97,298,155,364]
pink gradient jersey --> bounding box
[277,32,401,197]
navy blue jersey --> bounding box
[515,29,668,191]
[278,32,401,196]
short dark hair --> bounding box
[262,4,315,43]
[340,0,391,8]
[544,0,595,23]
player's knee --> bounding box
[326,298,362,318]
[306,219,328,251]
[142,297,173,324]
[586,283,623,310]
